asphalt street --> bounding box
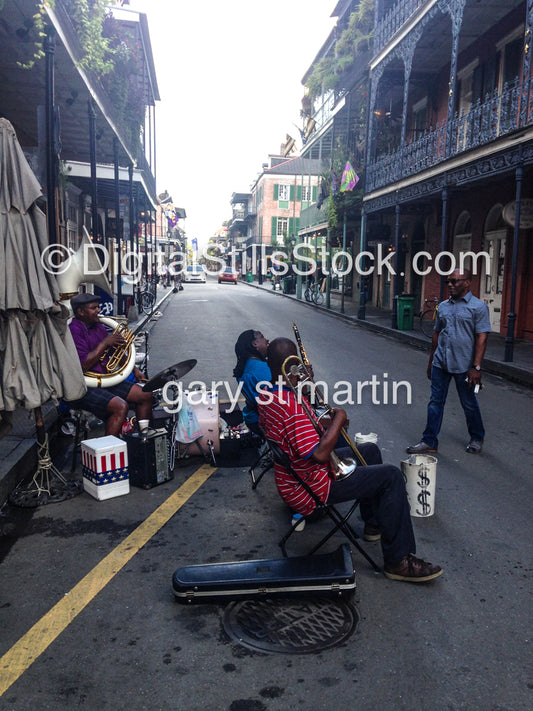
[0,277,531,711]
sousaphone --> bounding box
[58,227,136,388]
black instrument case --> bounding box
[172,544,355,604]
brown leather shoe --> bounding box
[384,553,443,582]
[405,441,437,454]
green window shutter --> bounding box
[273,184,279,201]
[290,185,295,201]
[296,185,302,202]
[289,217,300,238]
[289,217,294,238]
[312,185,318,201]
[271,216,277,239]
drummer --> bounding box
[66,293,153,437]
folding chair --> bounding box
[267,440,381,572]
[248,439,274,489]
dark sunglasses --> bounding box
[446,278,467,285]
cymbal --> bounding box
[142,359,197,392]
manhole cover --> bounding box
[222,597,359,654]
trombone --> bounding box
[291,322,367,468]
[281,354,358,481]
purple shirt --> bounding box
[69,318,110,374]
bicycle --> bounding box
[419,297,440,338]
[304,280,324,305]
[136,275,157,315]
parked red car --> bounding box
[218,266,239,284]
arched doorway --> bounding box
[482,204,506,332]
[452,211,472,264]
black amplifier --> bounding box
[124,429,172,489]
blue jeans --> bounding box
[422,366,485,448]
[328,443,415,565]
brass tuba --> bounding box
[57,228,136,388]
[281,354,358,480]
[83,316,136,388]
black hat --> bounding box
[71,292,100,312]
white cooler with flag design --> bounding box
[81,436,129,500]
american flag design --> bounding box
[81,437,128,486]
[82,466,129,486]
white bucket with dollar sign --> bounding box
[401,454,437,517]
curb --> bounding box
[131,287,175,335]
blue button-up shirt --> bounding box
[433,291,491,373]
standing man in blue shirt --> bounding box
[407,268,491,455]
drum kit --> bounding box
[143,359,220,467]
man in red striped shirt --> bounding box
[258,338,442,583]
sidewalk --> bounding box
[246,277,533,388]
[0,286,175,505]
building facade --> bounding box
[228,155,322,277]
[0,0,160,313]
[365,0,533,342]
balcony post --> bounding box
[391,202,400,330]
[504,164,523,362]
[445,2,465,157]
[519,1,533,126]
[357,207,367,320]
[113,137,123,313]
[44,27,57,246]
[88,99,100,246]
[440,187,449,302]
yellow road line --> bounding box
[0,463,215,697]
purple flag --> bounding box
[340,162,359,192]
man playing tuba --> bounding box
[66,293,153,437]
[258,337,443,583]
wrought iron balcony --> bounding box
[373,0,427,55]
[366,77,529,193]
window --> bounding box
[497,26,523,88]
[457,60,479,115]
[278,184,290,201]
[277,217,288,238]
[301,185,312,202]
[412,97,427,138]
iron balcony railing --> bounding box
[366,77,529,192]
[373,0,427,55]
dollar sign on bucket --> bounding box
[401,454,437,517]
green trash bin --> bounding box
[283,275,296,294]
[246,272,253,283]
[396,295,415,331]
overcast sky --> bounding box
[127,0,337,247]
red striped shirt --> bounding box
[258,387,332,515]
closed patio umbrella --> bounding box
[0,118,86,505]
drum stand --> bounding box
[173,436,216,467]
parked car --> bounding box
[183,265,206,283]
[218,266,239,284]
